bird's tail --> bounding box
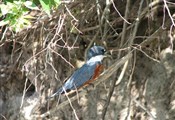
[46,88,63,100]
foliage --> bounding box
[39,0,60,15]
[0,0,60,32]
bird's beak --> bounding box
[104,51,112,59]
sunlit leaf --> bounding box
[21,17,31,25]
[13,1,22,5]
[0,20,9,26]
[54,0,60,7]
[54,0,60,5]
[0,4,11,15]
[23,15,35,19]
[24,1,39,10]
[39,0,51,15]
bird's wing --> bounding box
[48,64,96,98]
[62,63,96,91]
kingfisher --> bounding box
[49,46,106,98]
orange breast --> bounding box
[82,64,104,87]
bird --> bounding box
[48,45,106,98]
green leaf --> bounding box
[8,16,17,26]
[13,1,22,5]
[4,0,14,3]
[11,17,31,32]
[23,15,35,19]
[24,1,39,10]
[22,18,31,25]
[0,4,12,15]
[54,0,60,5]
[39,0,51,15]
[0,20,9,26]
[54,0,60,7]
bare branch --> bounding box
[36,52,132,118]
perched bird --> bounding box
[49,46,106,98]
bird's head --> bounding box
[87,46,106,60]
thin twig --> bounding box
[125,0,145,119]
[129,0,144,46]
[118,0,130,58]
[0,114,7,120]
[102,59,129,120]
[65,5,78,22]
[102,0,131,119]
[20,78,28,108]
[111,0,131,25]
[133,98,156,119]
[96,0,102,35]
[101,0,112,41]
[163,0,175,27]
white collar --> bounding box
[86,55,105,63]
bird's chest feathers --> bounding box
[82,63,103,86]
[92,64,103,80]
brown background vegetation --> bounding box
[0,0,175,120]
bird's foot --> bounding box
[88,83,95,89]
[82,83,95,93]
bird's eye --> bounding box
[101,49,106,53]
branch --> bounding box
[35,52,132,118]
[102,0,144,119]
[102,0,131,119]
